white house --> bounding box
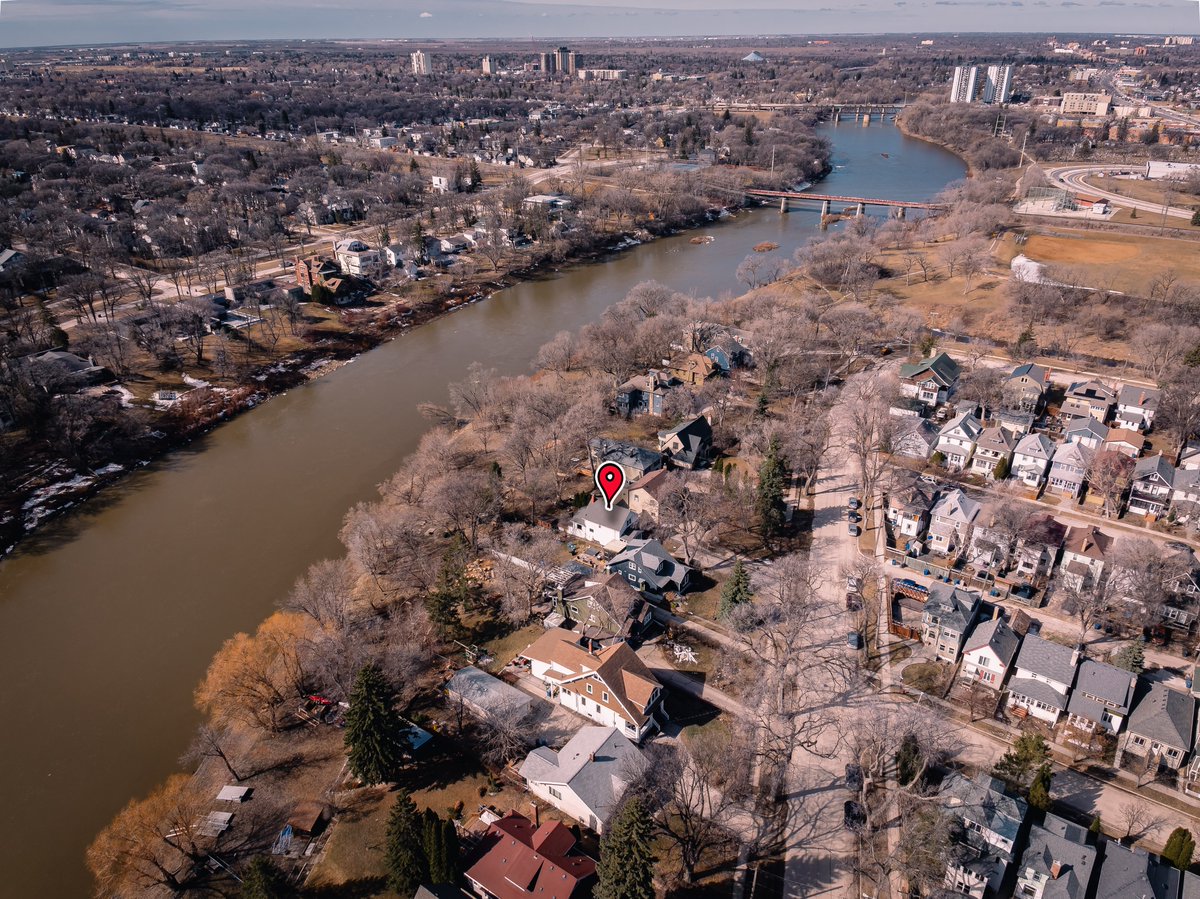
[937,412,983,470]
[1012,433,1055,488]
[1006,634,1079,726]
[519,630,663,741]
[960,616,1021,690]
[971,427,1016,477]
[1065,659,1136,735]
[518,726,645,833]
[1064,416,1109,450]
[1046,442,1094,500]
[567,499,637,547]
[1116,384,1159,432]
[333,238,383,278]
[1127,453,1174,518]
[928,489,982,557]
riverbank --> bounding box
[894,111,978,179]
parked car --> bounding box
[846,763,864,792]
[848,524,861,537]
[847,496,862,510]
[848,510,861,523]
[843,800,867,832]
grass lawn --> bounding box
[901,661,947,695]
[1084,174,1200,210]
[479,623,544,673]
[1019,229,1200,294]
[685,572,726,621]
[306,789,395,898]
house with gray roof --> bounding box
[1013,433,1056,489]
[885,477,936,542]
[1006,634,1080,726]
[605,537,694,594]
[1004,362,1050,413]
[1128,453,1175,518]
[1014,813,1097,899]
[1013,514,1068,583]
[1065,659,1136,736]
[937,412,983,471]
[1064,416,1110,450]
[587,439,664,482]
[446,666,534,723]
[928,488,982,559]
[922,584,981,662]
[961,616,1021,690]
[615,369,678,417]
[941,772,1028,898]
[1117,384,1160,432]
[1047,442,1094,500]
[971,427,1016,478]
[1118,682,1196,775]
[567,500,637,547]
[1094,842,1180,899]
[519,726,645,834]
[891,417,939,460]
[657,415,712,470]
[899,351,961,405]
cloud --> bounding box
[419,10,433,15]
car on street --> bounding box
[848,523,860,537]
[847,496,861,510]
[843,800,867,832]
[848,510,861,523]
[846,763,864,792]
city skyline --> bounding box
[0,0,1198,50]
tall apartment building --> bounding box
[949,64,1013,105]
[481,55,495,75]
[1061,92,1111,115]
[411,51,432,76]
[556,47,575,75]
[539,51,555,74]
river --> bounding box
[0,121,964,899]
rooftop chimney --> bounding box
[1050,860,1062,879]
[530,802,539,826]
[993,606,1002,620]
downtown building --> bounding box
[539,46,577,75]
[949,64,1013,105]
[411,50,432,76]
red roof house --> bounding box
[465,812,595,899]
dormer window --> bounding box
[586,684,593,694]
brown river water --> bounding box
[0,123,963,898]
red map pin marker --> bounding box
[594,462,627,511]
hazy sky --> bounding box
[0,0,1197,49]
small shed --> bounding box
[287,801,330,837]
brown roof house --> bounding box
[465,812,595,899]
[627,469,670,522]
[520,630,664,741]
[668,352,718,386]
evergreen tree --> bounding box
[1163,827,1196,870]
[719,559,754,618]
[992,458,1010,481]
[422,809,446,883]
[1111,642,1145,674]
[993,734,1049,790]
[1028,763,1053,811]
[426,536,470,635]
[1192,209,1200,227]
[756,437,789,542]
[896,733,922,786]
[1089,815,1103,835]
[595,798,655,899]
[385,791,430,895]
[344,664,408,785]
[240,856,293,899]
[433,818,462,885]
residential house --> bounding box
[615,370,678,417]
[928,489,982,557]
[960,615,1021,690]
[1128,453,1175,517]
[518,726,645,833]
[333,238,383,278]
[1013,515,1068,583]
[438,234,471,255]
[520,630,663,740]
[941,772,1029,898]
[430,175,452,194]
[567,500,637,547]
[464,812,596,899]
[972,427,1016,477]
[293,256,344,296]
[1103,426,1144,459]
[1064,416,1110,450]
[606,538,695,594]
[1116,384,1160,432]
[658,416,713,469]
[1003,363,1050,412]
[1061,379,1117,422]
[936,412,983,470]
[921,584,982,662]
[997,409,1036,438]
[23,350,112,389]
[1014,813,1097,899]
[891,418,939,460]
[587,439,664,483]
[1065,659,1136,735]
[1006,634,1080,725]
[1046,443,1094,500]
[554,572,651,647]
[0,247,26,274]
[899,351,961,405]
[668,353,718,386]
[1172,468,1200,521]
[627,469,669,522]
[1013,433,1056,489]
[1181,440,1200,471]
[1117,682,1196,775]
[885,480,936,543]
[1058,525,1113,592]
[1094,842,1181,899]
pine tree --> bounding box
[595,798,655,899]
[422,809,446,883]
[1163,827,1196,870]
[1111,642,1145,674]
[438,818,462,885]
[344,664,408,785]
[719,559,754,618]
[240,856,293,899]
[756,437,789,542]
[1089,815,1103,835]
[427,536,470,636]
[1028,763,1053,811]
[993,734,1049,790]
[386,791,430,895]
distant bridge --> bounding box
[745,188,946,219]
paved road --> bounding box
[1044,163,1195,220]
